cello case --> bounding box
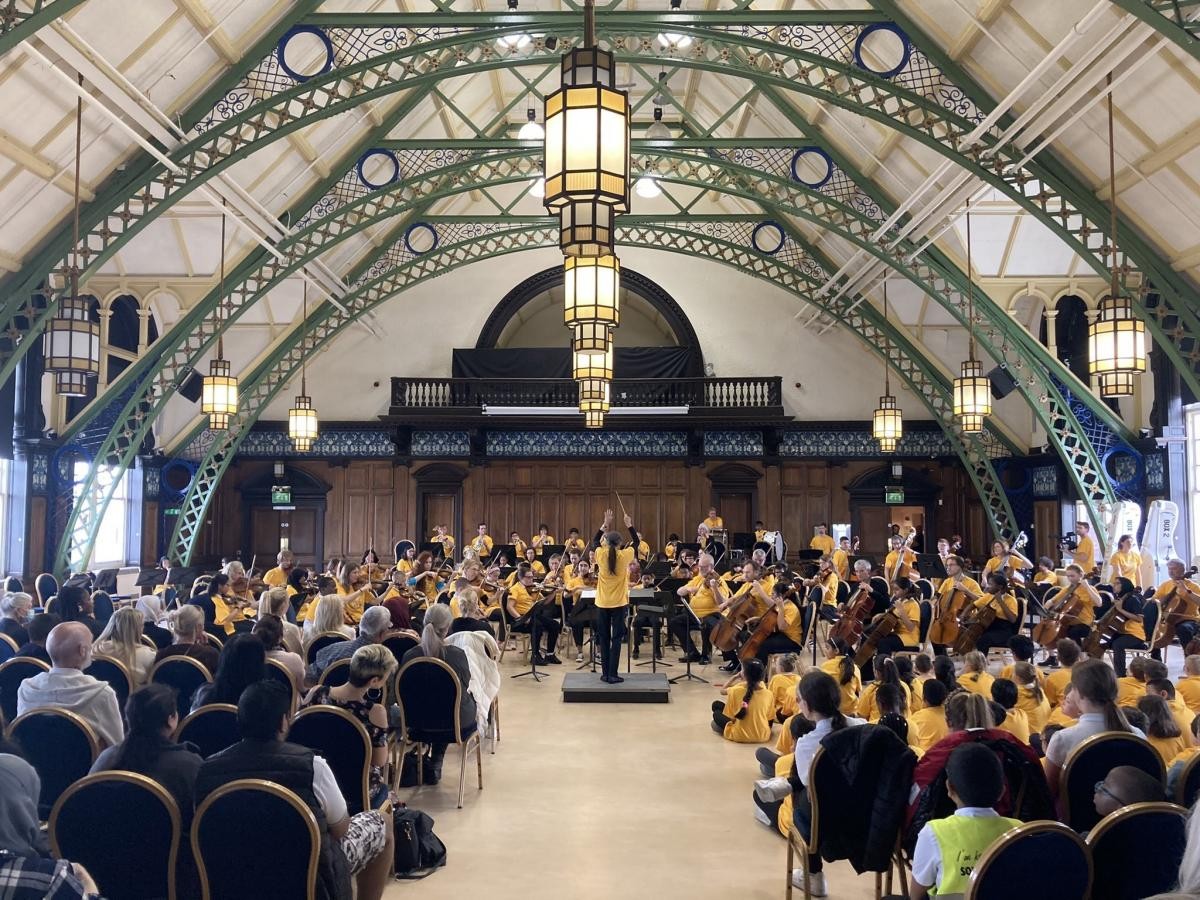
[1140,500,1179,589]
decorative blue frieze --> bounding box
[237,429,394,458]
[780,428,954,458]
[487,430,689,458]
[411,431,470,457]
[704,430,764,457]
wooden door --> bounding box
[1034,501,1058,564]
[251,508,282,562]
[857,506,891,560]
[422,493,456,547]
[288,508,320,570]
[250,506,322,571]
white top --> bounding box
[17,668,124,748]
[911,807,1000,891]
[1044,712,1146,766]
[312,754,347,824]
[267,648,305,686]
[793,716,867,786]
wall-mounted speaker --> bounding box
[988,366,1019,400]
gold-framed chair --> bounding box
[304,631,349,665]
[263,656,299,713]
[192,779,320,900]
[149,655,213,718]
[1086,800,1187,900]
[1060,730,1165,832]
[50,770,182,900]
[0,656,49,725]
[5,707,101,818]
[318,657,352,689]
[966,820,1090,899]
[175,703,240,759]
[85,654,134,709]
[0,632,18,663]
[1177,750,1200,807]
[288,705,381,815]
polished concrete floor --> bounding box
[386,654,882,900]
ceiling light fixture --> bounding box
[952,199,991,433]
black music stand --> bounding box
[418,541,444,560]
[629,590,672,674]
[136,568,166,589]
[668,591,709,685]
[93,568,120,597]
[647,561,673,578]
[794,549,822,577]
[916,554,947,581]
[510,598,548,682]
[490,545,517,568]
[537,544,566,567]
[572,589,599,672]
[678,542,702,559]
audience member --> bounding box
[1013,661,1051,735]
[991,678,1030,744]
[1139,694,1191,765]
[16,621,122,747]
[155,605,219,673]
[1044,638,1081,708]
[956,651,994,697]
[303,594,355,644]
[448,588,492,635]
[52,585,100,638]
[190,633,266,713]
[1148,677,1198,737]
[1093,764,1166,822]
[306,605,390,685]
[0,592,32,647]
[1178,655,1200,715]
[135,595,173,650]
[93,606,156,686]
[909,680,950,753]
[254,614,305,686]
[14,613,58,663]
[259,587,304,654]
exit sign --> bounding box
[884,486,905,504]
[271,486,292,506]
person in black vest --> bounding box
[194,681,393,900]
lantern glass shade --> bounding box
[42,294,99,396]
[578,377,611,414]
[288,394,319,451]
[558,200,616,257]
[1088,295,1146,397]
[952,359,991,433]
[872,393,903,443]
[573,341,613,381]
[584,410,605,429]
[878,437,898,454]
[571,322,612,353]
[564,255,620,326]
[201,358,239,431]
[543,48,630,213]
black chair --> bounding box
[395,657,482,808]
[149,656,213,718]
[176,703,240,759]
[6,708,101,818]
[382,632,419,664]
[288,706,378,815]
[50,771,181,900]
[1086,801,1187,900]
[0,656,49,725]
[318,657,352,689]
[91,590,115,628]
[1177,751,1200,807]
[918,600,933,645]
[4,576,22,593]
[263,657,299,712]
[193,780,320,900]
[305,631,347,665]
[394,540,415,563]
[0,633,17,664]
[914,578,934,601]
[835,581,849,605]
[34,572,57,607]
[85,655,134,709]
[1060,731,1165,831]
[966,820,1090,900]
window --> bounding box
[1187,405,1200,564]
[0,458,11,570]
[74,461,132,568]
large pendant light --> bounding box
[288,282,319,452]
[872,282,903,453]
[1088,74,1145,398]
[584,410,605,429]
[201,202,238,430]
[44,74,99,397]
[953,199,991,433]
[543,0,630,257]
[573,338,613,381]
[563,254,620,327]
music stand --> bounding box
[135,569,166,589]
[916,554,947,581]
[678,542,702,558]
[573,589,599,672]
[165,567,200,597]
[418,541,444,560]
[732,532,756,551]
[667,586,709,685]
[93,568,119,595]
[794,549,822,577]
[647,561,673,578]
[628,588,671,674]
[510,596,549,683]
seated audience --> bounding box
[191,633,266,713]
[768,653,802,722]
[818,644,861,715]
[956,651,994,697]
[1139,693,1192,765]
[0,591,32,646]
[1013,661,1051,736]
[1093,764,1166,823]
[91,683,203,820]
[991,678,1030,744]
[258,587,304,655]
[1043,637,1080,707]
[857,656,911,723]
[254,614,305,686]
[303,594,355,644]
[712,658,773,743]
[999,635,1043,684]
[910,744,1022,898]
[449,588,492,635]
[1148,677,1198,737]
[16,621,123,747]
[1178,655,1200,715]
[876,681,914,749]
[14,613,58,663]
[195,681,393,900]
[306,605,390,685]
[303,644,396,798]
[93,606,156,686]
[135,595,173,650]
[909,680,950,753]
[155,604,220,673]
[52,585,101,639]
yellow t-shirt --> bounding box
[957,671,995,698]
[779,600,805,645]
[1000,663,1046,686]
[1117,676,1145,708]
[720,682,774,743]
[776,716,798,755]
[809,534,835,556]
[1109,549,1142,584]
[470,535,494,558]
[395,559,414,575]
[856,681,912,722]
[1155,579,1200,622]
[997,708,1031,744]
[1034,570,1058,585]
[1044,667,1073,708]
[728,580,771,618]
[511,540,528,559]
[703,516,724,530]
[682,573,727,618]
[1177,676,1200,714]
[819,656,861,715]
[508,583,537,617]
[938,576,983,599]
[1015,686,1051,734]
[1072,536,1096,570]
[1150,733,1191,766]
[532,534,557,548]
[972,592,1019,624]
[909,706,949,753]
[885,548,917,575]
[815,572,840,607]
[894,598,922,647]
[1047,706,1078,730]
[775,752,795,838]
[1048,584,1097,626]
[831,548,849,582]
[769,672,801,718]
[594,546,636,609]
[1170,696,1196,736]
[566,537,586,553]
[262,567,289,588]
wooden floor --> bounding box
[385,654,880,900]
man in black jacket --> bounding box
[194,681,393,900]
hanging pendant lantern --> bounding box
[570,322,612,353]
[572,338,613,381]
[872,282,903,451]
[563,254,620,326]
[584,409,605,429]
[953,199,990,434]
[44,74,99,398]
[201,201,238,430]
[878,437,898,454]
[578,376,611,415]
[288,283,320,452]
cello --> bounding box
[951,593,1003,655]
[1151,566,1200,651]
[1083,600,1126,659]
[708,573,752,654]
[929,581,967,647]
[830,581,875,650]
[1031,582,1087,648]
[853,605,900,666]
[996,532,1030,587]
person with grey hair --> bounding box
[1152,558,1200,653]
[671,550,728,665]
[304,604,391,686]
[154,604,219,673]
[0,591,33,646]
[401,603,475,784]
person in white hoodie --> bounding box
[16,621,123,748]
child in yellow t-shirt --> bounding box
[1177,655,1200,714]
[909,679,950,753]
[767,653,802,722]
[1013,661,1051,734]
[991,678,1030,744]
[712,659,774,743]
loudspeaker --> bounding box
[178,371,203,403]
[988,366,1019,400]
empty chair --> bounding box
[85,655,134,710]
[34,572,58,607]
[382,632,418,664]
[288,706,379,815]
[4,576,22,593]
[0,656,49,725]
[50,771,181,900]
[192,780,321,900]
[305,632,348,665]
[6,708,101,818]
[966,821,1090,900]
[176,704,240,759]
[1060,732,1165,832]
[150,656,212,718]
[318,658,352,689]
[1086,801,1187,900]
[0,633,17,664]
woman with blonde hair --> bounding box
[956,650,995,697]
[449,587,491,635]
[258,586,303,654]
[303,594,354,643]
[94,606,156,685]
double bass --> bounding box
[997,532,1030,586]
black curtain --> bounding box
[452,346,698,379]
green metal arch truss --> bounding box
[165,219,1018,565]
[3,20,1197,407]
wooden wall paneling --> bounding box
[345,491,369,560]
[141,500,158,566]
[324,465,346,561]
[1034,501,1059,562]
[27,497,45,576]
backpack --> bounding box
[392,806,447,878]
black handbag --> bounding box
[392,806,447,878]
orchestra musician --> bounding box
[753,520,767,544]
[503,563,562,666]
[531,524,556,551]
[564,558,597,662]
[960,572,1020,655]
[884,535,917,579]
[630,565,664,661]
[593,509,640,684]
[565,528,586,554]
[832,537,852,582]
[395,545,417,574]
[807,556,841,622]
[560,550,582,581]
[431,523,455,559]
[1152,559,1200,653]
[982,540,1032,583]
[471,523,494,561]
[696,523,713,554]
[931,556,982,655]
[1044,565,1100,644]
[1107,534,1143,586]
[702,508,724,530]
[809,523,835,556]
[626,533,651,562]
[745,581,807,666]
[672,552,728,664]
[670,552,697,580]
[509,531,528,559]
[714,561,775,672]
[406,552,446,611]
[521,547,547,577]
[1032,557,1058,588]
[1103,577,1148,677]
[1070,521,1097,573]
[262,549,294,588]
[935,538,951,566]
[858,577,921,656]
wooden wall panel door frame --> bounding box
[845,465,942,564]
[239,465,329,571]
[412,463,467,553]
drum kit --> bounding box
[755,530,787,565]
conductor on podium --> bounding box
[593,509,639,684]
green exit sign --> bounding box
[884,486,905,504]
[271,486,292,506]
[163,507,182,517]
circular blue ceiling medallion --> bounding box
[853,23,911,79]
[404,222,439,255]
[751,220,786,256]
[276,26,335,83]
[355,149,401,190]
[789,147,834,188]
[159,459,197,499]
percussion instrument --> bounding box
[761,530,786,564]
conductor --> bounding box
[593,508,639,684]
